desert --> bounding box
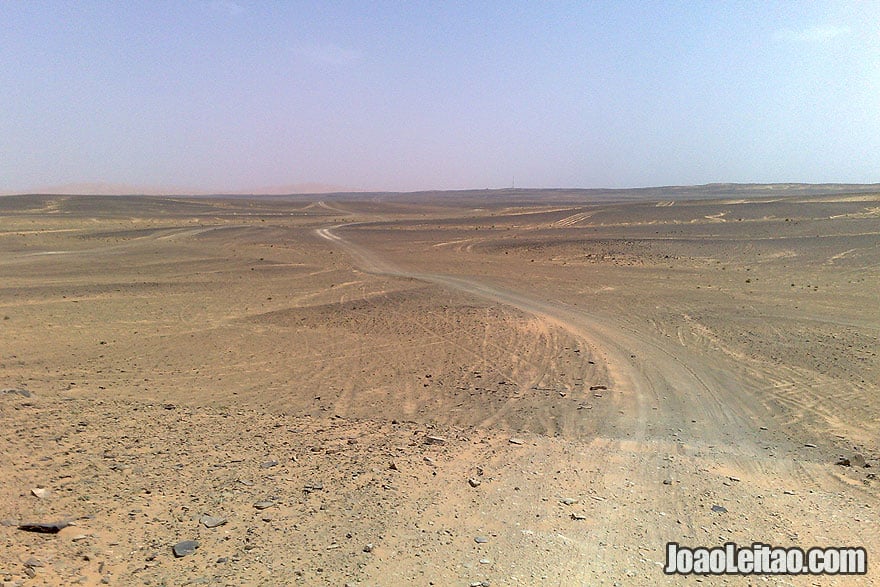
[0,186,878,586]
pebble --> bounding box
[30,488,50,499]
[1,388,31,398]
[571,513,588,521]
[363,543,374,553]
[425,435,446,445]
[710,505,727,513]
[260,460,279,469]
[172,540,199,558]
[253,501,275,510]
[474,536,489,544]
[200,515,227,528]
[508,438,524,445]
[560,498,578,505]
[468,478,481,488]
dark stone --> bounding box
[172,540,199,558]
[711,505,727,513]
[18,520,70,533]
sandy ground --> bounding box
[0,189,878,586]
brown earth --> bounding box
[0,190,878,586]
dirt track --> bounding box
[0,190,877,585]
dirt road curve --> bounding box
[317,221,879,585]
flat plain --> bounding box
[0,187,878,585]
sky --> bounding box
[2,1,880,194]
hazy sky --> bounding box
[2,1,879,193]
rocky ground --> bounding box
[1,190,878,585]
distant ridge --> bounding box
[0,181,360,197]
[2,182,879,202]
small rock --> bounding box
[260,460,278,469]
[571,512,588,520]
[303,482,324,493]
[24,558,43,568]
[508,438,524,445]
[474,536,489,544]
[710,505,727,513]
[560,498,578,505]
[425,435,446,445]
[851,453,867,468]
[172,540,199,558]
[804,443,817,448]
[468,478,481,488]
[31,488,50,499]
[836,457,852,467]
[363,543,374,553]
[1,388,31,398]
[71,534,89,542]
[18,520,70,533]
[589,385,607,391]
[479,558,491,564]
[253,501,275,510]
[389,462,398,471]
[200,515,227,528]
[662,479,672,485]
[24,567,36,579]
